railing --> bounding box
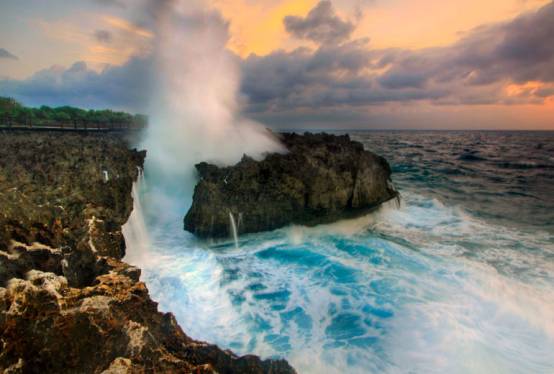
[0,114,147,132]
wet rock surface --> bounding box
[0,131,296,374]
[185,132,398,238]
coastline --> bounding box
[0,130,295,373]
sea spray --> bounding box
[135,190,554,374]
[142,0,283,185]
[124,129,554,373]
[122,168,151,265]
[136,0,284,225]
[229,212,239,248]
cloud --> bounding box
[0,58,151,111]
[241,41,448,114]
[1,0,553,127]
[243,1,554,112]
[536,86,554,98]
[0,48,18,60]
[103,16,153,39]
[378,1,554,92]
[284,1,355,45]
[92,0,126,8]
[94,29,113,44]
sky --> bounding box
[0,0,553,129]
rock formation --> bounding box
[185,132,398,238]
[0,131,295,374]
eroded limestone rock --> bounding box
[0,132,296,373]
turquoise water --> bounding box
[124,131,554,373]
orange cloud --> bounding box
[83,16,152,68]
[102,15,153,39]
[34,18,88,44]
[353,0,551,49]
[211,0,551,55]
[504,81,554,106]
[33,14,153,71]
[505,81,543,97]
[210,0,318,57]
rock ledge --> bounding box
[0,131,296,374]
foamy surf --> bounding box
[121,6,554,371]
[123,171,554,374]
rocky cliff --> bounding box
[185,132,398,238]
[0,131,295,374]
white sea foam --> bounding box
[123,176,554,374]
[385,261,554,373]
[121,2,554,371]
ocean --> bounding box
[123,131,554,374]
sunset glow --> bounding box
[0,0,552,129]
[1,2,553,373]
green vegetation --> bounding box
[0,97,147,129]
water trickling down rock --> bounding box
[184,132,398,238]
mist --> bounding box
[142,0,284,185]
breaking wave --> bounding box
[124,172,554,373]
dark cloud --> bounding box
[537,87,554,98]
[1,1,553,123]
[94,29,113,44]
[241,42,446,113]
[0,48,18,60]
[92,0,126,8]
[0,58,151,112]
[378,71,428,89]
[494,2,554,81]
[244,1,554,112]
[378,1,554,92]
[284,1,355,45]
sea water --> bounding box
[124,131,554,374]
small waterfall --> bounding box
[122,168,151,265]
[228,212,239,248]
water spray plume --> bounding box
[126,0,284,254]
[143,0,284,183]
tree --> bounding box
[0,97,21,112]
[0,97,149,129]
